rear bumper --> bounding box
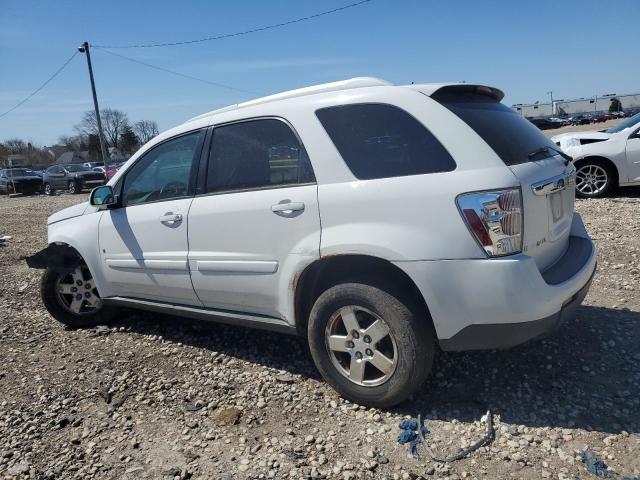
[438,265,594,350]
[394,212,597,351]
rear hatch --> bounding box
[432,85,575,271]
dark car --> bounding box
[43,163,106,195]
[529,117,557,130]
[0,168,43,196]
[571,115,592,125]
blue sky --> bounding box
[1,0,638,145]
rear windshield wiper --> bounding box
[528,146,572,165]
[528,147,551,160]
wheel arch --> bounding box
[574,155,620,187]
[293,254,433,338]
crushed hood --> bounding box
[47,202,90,225]
[551,130,612,143]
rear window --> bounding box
[316,103,456,180]
[432,88,558,166]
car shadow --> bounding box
[111,304,639,434]
[614,185,640,198]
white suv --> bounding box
[28,78,596,407]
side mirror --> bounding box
[90,185,117,208]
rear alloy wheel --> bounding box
[41,262,114,328]
[44,183,54,196]
[308,281,434,408]
[325,306,398,387]
[68,181,78,194]
[575,161,614,198]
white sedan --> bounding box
[552,112,640,197]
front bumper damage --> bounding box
[24,244,81,275]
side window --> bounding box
[206,118,314,194]
[122,130,204,206]
[316,103,456,180]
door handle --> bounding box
[159,212,183,225]
[271,202,305,216]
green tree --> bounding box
[87,134,102,161]
[609,97,622,113]
[119,126,139,155]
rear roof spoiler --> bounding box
[410,83,505,102]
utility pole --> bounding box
[547,91,554,116]
[78,42,109,168]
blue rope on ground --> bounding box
[397,410,495,462]
[397,418,430,458]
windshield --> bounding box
[64,164,91,172]
[433,90,558,166]
[606,112,640,133]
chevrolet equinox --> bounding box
[27,78,597,407]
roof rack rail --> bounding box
[187,77,391,123]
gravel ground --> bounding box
[0,190,639,480]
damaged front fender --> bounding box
[24,244,82,276]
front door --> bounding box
[50,166,66,188]
[626,128,640,182]
[188,118,320,319]
[99,130,206,305]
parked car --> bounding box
[42,163,106,195]
[105,162,124,180]
[92,166,106,174]
[571,116,592,125]
[552,111,640,197]
[83,162,105,170]
[0,168,42,195]
[27,78,596,407]
[529,117,558,130]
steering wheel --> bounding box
[159,180,187,199]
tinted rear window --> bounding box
[432,91,558,166]
[316,103,456,180]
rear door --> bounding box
[188,118,320,318]
[98,130,205,305]
[432,86,575,271]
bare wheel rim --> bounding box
[54,264,102,315]
[325,306,398,387]
[68,182,76,193]
[575,164,608,195]
[45,184,51,195]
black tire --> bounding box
[44,183,55,196]
[307,281,435,408]
[68,181,80,194]
[574,159,616,198]
[41,267,115,328]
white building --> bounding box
[513,92,640,118]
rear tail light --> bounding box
[457,188,523,257]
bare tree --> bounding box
[3,138,28,154]
[133,120,159,144]
[74,108,130,149]
[0,139,53,167]
[58,135,87,152]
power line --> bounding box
[0,51,78,120]
[94,47,261,95]
[93,0,372,49]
